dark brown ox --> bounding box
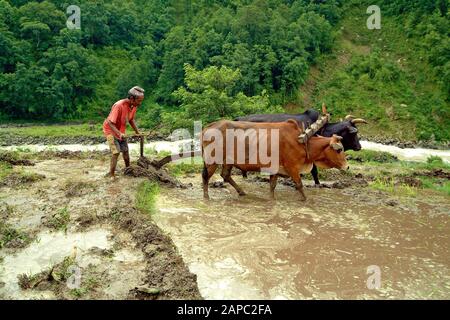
[201,119,348,201]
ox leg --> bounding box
[287,167,307,201]
[202,163,217,200]
[311,164,320,186]
[269,175,278,199]
[221,165,246,196]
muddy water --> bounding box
[0,139,193,155]
[0,229,110,299]
[153,175,450,299]
[2,139,449,163]
[0,159,148,300]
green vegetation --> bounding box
[0,0,448,142]
[0,0,338,124]
[0,161,13,181]
[370,177,417,197]
[70,276,99,299]
[165,64,284,132]
[299,0,449,141]
[18,255,99,298]
[0,162,45,187]
[46,207,71,232]
[135,181,160,215]
[347,149,399,163]
[0,124,102,138]
[0,220,32,249]
[344,151,449,197]
[167,160,204,177]
[52,256,77,282]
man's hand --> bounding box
[120,133,127,140]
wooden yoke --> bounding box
[298,103,330,144]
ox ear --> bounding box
[330,134,344,152]
[347,126,358,134]
[331,143,344,152]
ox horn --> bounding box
[351,118,368,125]
[345,115,355,121]
[322,103,327,115]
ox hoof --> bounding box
[238,192,247,196]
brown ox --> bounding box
[201,119,348,201]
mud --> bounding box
[249,173,369,190]
[414,169,450,180]
[0,131,167,147]
[0,172,46,188]
[124,156,190,188]
[0,156,201,300]
[153,173,450,299]
[0,152,34,166]
[35,150,109,160]
[2,144,449,300]
[109,200,201,299]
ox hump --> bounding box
[285,119,302,132]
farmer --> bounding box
[103,86,145,178]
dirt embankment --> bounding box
[0,132,168,147]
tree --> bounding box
[167,64,282,129]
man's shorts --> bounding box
[106,135,128,155]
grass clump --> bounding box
[0,162,13,182]
[347,150,399,163]
[418,177,450,196]
[0,124,102,138]
[371,177,417,197]
[0,221,32,249]
[135,181,160,215]
[45,207,71,232]
[18,255,99,299]
[166,161,203,177]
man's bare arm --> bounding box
[129,119,140,134]
[107,120,125,138]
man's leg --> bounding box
[123,150,130,168]
[120,138,130,168]
[110,153,119,177]
[106,135,120,178]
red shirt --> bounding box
[103,99,137,139]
